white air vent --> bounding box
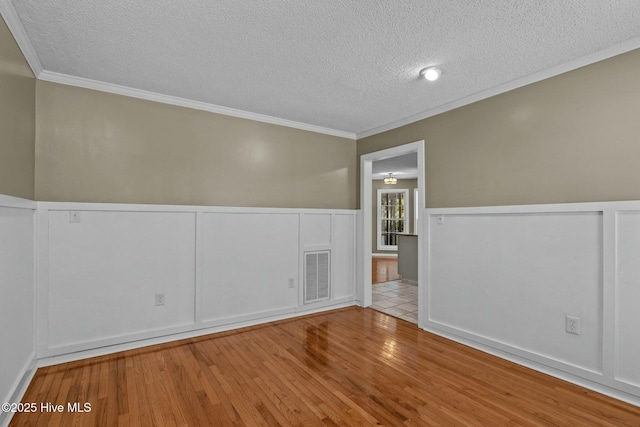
[304,251,330,303]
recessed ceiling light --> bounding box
[420,67,441,81]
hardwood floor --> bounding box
[372,256,400,284]
[11,307,640,426]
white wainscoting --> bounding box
[331,214,357,300]
[201,212,299,323]
[46,210,197,350]
[424,202,640,405]
[0,195,37,427]
[37,203,357,361]
[616,212,640,390]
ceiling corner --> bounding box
[0,0,43,77]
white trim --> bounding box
[355,211,364,306]
[359,141,425,309]
[376,188,409,251]
[0,352,37,427]
[356,36,640,139]
[37,296,356,360]
[3,0,640,142]
[423,201,640,404]
[426,200,640,215]
[337,211,357,301]
[37,70,356,140]
[297,213,304,307]
[0,194,36,210]
[414,188,419,234]
[193,211,204,325]
[31,202,38,389]
[35,208,49,353]
[427,318,605,378]
[0,195,37,427]
[602,211,617,380]
[36,301,356,368]
[360,160,373,307]
[423,206,431,331]
[415,148,425,327]
[37,200,357,215]
[0,1,42,77]
[424,326,640,408]
[372,253,397,257]
[35,201,358,360]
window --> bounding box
[377,189,409,251]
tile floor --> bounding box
[371,280,418,324]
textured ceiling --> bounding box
[7,1,640,137]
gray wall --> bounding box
[0,15,35,199]
[358,49,640,209]
[35,81,357,209]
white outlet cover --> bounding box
[566,315,580,335]
[69,211,81,223]
[155,293,165,306]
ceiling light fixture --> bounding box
[420,67,441,81]
[383,173,397,185]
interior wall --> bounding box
[35,81,357,209]
[425,202,640,403]
[0,200,35,421]
[616,212,640,389]
[46,210,197,349]
[0,15,35,200]
[0,14,37,427]
[201,212,299,322]
[357,48,640,209]
[428,211,602,371]
[371,178,417,254]
[38,203,357,359]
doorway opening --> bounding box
[359,140,425,327]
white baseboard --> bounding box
[424,325,640,408]
[38,301,357,368]
[372,253,397,257]
[201,306,297,328]
[0,353,37,427]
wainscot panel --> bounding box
[200,212,299,322]
[0,195,37,427]
[46,210,197,349]
[37,203,357,359]
[616,212,640,389]
[424,201,640,406]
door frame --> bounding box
[358,140,425,326]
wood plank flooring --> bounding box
[372,256,400,284]
[10,307,640,426]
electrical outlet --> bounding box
[155,293,165,306]
[288,278,295,288]
[69,211,81,223]
[437,215,445,225]
[566,315,580,335]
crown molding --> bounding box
[5,0,638,142]
[356,36,640,140]
[1,1,354,139]
[0,0,42,77]
[38,70,357,140]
